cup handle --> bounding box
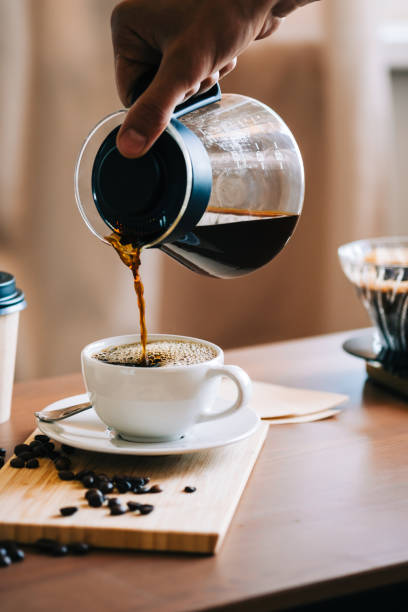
[197,365,252,423]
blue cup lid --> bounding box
[0,272,26,315]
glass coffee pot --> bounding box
[75,82,304,278]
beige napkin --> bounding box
[220,379,347,424]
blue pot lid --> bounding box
[0,272,26,315]
[91,82,221,247]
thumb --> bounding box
[116,60,187,158]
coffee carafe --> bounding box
[75,82,304,278]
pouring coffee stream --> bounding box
[105,234,148,364]
[75,82,304,365]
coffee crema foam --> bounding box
[93,340,218,367]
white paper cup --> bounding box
[0,272,26,424]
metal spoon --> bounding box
[35,401,92,423]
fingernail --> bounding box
[118,128,146,157]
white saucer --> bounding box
[36,394,260,456]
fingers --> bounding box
[191,71,219,99]
[116,56,238,158]
[115,55,156,107]
[193,58,237,97]
[220,57,237,77]
[256,16,282,40]
[116,61,185,158]
[272,0,318,19]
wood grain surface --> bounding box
[0,425,267,554]
[1,330,408,612]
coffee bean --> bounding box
[81,475,95,488]
[85,489,104,507]
[26,458,40,469]
[133,486,148,495]
[35,538,68,557]
[0,458,4,469]
[60,506,78,517]
[0,541,24,562]
[131,476,150,487]
[82,470,95,478]
[107,497,120,508]
[54,457,71,471]
[85,488,104,499]
[127,501,142,512]
[34,538,55,553]
[94,475,107,488]
[55,544,69,556]
[116,479,132,494]
[0,547,7,557]
[88,495,104,508]
[0,553,12,567]
[10,457,25,468]
[129,477,146,488]
[148,484,162,493]
[14,444,30,456]
[184,486,196,493]
[100,481,114,495]
[110,504,127,515]
[32,445,47,458]
[19,451,34,462]
[51,543,69,556]
[68,542,90,555]
[43,442,55,452]
[47,450,61,461]
[29,440,43,448]
[58,470,75,481]
[34,434,50,443]
[11,547,25,562]
[139,504,154,515]
[75,469,93,481]
[0,448,6,457]
[112,474,125,486]
[61,444,75,455]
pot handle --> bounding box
[131,68,221,118]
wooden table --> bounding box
[1,330,408,611]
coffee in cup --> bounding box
[0,272,26,424]
[82,333,252,442]
[93,338,218,368]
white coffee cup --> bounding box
[0,272,26,424]
[81,333,252,442]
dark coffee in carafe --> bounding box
[160,208,298,278]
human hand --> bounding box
[111,0,318,157]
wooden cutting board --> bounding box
[0,424,267,554]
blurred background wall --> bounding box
[1,0,408,380]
